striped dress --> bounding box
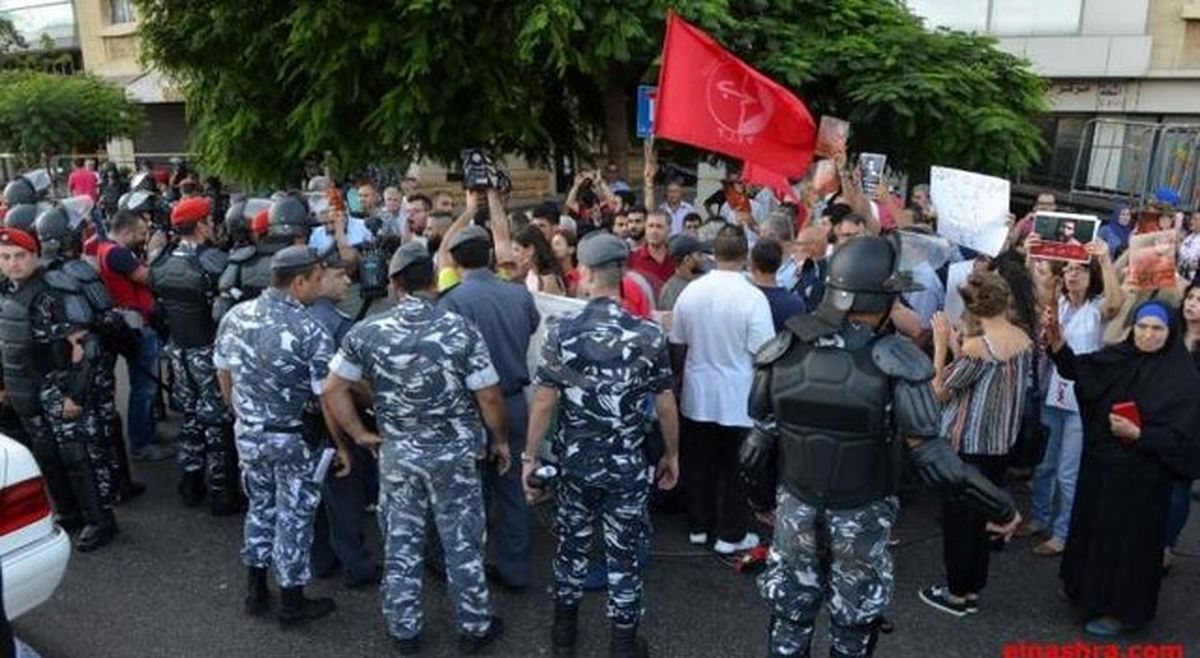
[939,336,1033,456]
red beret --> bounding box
[0,228,38,254]
[250,209,270,236]
[171,197,212,227]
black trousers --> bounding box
[311,443,378,580]
[941,453,1008,597]
[682,417,751,543]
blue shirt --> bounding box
[756,285,807,333]
[308,297,353,346]
[438,268,540,395]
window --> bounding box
[108,0,134,25]
[989,0,1082,36]
[905,0,988,32]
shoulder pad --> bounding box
[754,331,793,366]
[199,248,229,275]
[61,259,101,283]
[229,245,257,263]
[43,269,82,294]
[871,334,933,382]
[785,311,840,343]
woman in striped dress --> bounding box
[918,272,1033,618]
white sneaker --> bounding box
[713,533,760,555]
[688,533,708,546]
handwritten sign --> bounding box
[1127,231,1177,290]
[930,166,1010,257]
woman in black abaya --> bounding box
[1043,300,1200,637]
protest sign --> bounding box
[1127,231,1178,290]
[811,159,839,197]
[1029,212,1099,263]
[815,116,849,158]
[527,292,587,390]
[929,166,1010,257]
[858,153,887,195]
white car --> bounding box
[1,433,70,619]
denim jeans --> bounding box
[1031,405,1083,542]
[126,327,159,453]
[1166,479,1193,548]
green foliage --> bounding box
[0,70,142,163]
[135,0,1045,186]
[0,15,73,72]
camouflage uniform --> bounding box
[533,297,672,628]
[213,287,334,588]
[169,344,236,498]
[329,294,497,641]
[758,487,897,657]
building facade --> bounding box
[909,0,1200,208]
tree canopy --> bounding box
[0,70,142,165]
[136,0,1046,187]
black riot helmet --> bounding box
[34,205,83,259]
[267,194,315,239]
[4,204,40,232]
[822,234,922,315]
[129,171,157,193]
[3,169,52,206]
[120,190,157,215]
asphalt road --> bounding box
[11,422,1200,657]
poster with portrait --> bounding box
[815,116,850,158]
[1029,212,1099,263]
[858,153,887,195]
[1127,231,1178,290]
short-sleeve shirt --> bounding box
[533,297,672,485]
[68,169,98,200]
[670,270,775,428]
[213,287,334,430]
[329,295,498,463]
[438,269,539,395]
[308,218,373,252]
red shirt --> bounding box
[68,168,98,200]
[629,244,675,292]
[97,241,154,320]
[620,275,652,319]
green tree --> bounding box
[135,0,1045,186]
[1,15,73,72]
[0,70,142,167]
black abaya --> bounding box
[1049,305,1200,628]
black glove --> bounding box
[739,427,778,512]
[910,438,1016,524]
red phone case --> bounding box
[1111,401,1141,428]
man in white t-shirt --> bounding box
[669,224,775,555]
[660,178,697,236]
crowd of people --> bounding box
[0,149,1197,657]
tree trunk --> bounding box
[603,81,630,180]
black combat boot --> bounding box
[76,508,118,553]
[277,586,335,626]
[551,603,579,656]
[459,616,505,654]
[64,445,118,553]
[244,566,270,615]
[610,624,649,658]
[177,470,205,507]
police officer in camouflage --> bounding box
[522,233,681,658]
[323,241,510,656]
[149,197,241,514]
[214,245,345,626]
[0,226,117,551]
[738,235,1022,658]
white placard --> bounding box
[930,166,1011,257]
[526,292,588,389]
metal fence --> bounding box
[1069,118,1200,209]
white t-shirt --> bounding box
[661,201,698,235]
[669,270,775,428]
[309,217,373,251]
[1045,296,1105,412]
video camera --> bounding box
[461,149,512,194]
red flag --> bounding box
[654,12,816,178]
[742,162,798,204]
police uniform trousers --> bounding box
[39,380,114,524]
[553,473,651,628]
[237,429,323,588]
[18,414,78,519]
[759,489,897,658]
[379,449,491,640]
[95,352,135,495]
[311,442,378,581]
[169,344,236,499]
